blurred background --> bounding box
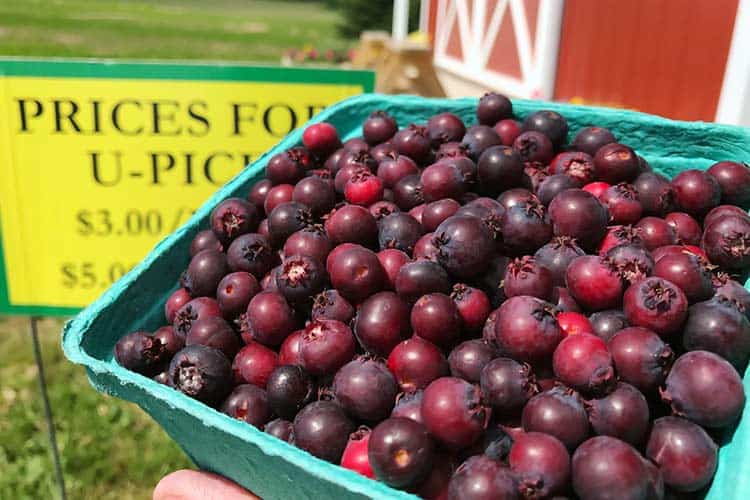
[1,0,747,499]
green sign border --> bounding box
[0,57,375,316]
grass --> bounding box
[0,1,349,498]
[0,317,192,500]
[0,0,350,62]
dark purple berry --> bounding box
[221,384,271,428]
[168,345,231,405]
[293,401,355,463]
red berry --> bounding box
[302,122,341,156]
[340,427,375,478]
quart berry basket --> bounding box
[63,94,750,499]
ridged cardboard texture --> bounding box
[63,94,750,499]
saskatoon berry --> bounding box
[509,432,571,498]
[387,337,449,392]
[476,92,513,125]
[571,126,616,156]
[393,124,432,165]
[513,130,554,164]
[476,146,524,196]
[190,230,222,257]
[661,350,745,428]
[174,297,222,338]
[534,236,586,287]
[354,291,411,357]
[572,436,650,500]
[327,245,386,303]
[226,233,276,279]
[376,154,419,189]
[186,316,240,359]
[447,339,497,383]
[283,226,332,265]
[701,214,750,271]
[245,291,297,347]
[363,111,398,145]
[462,125,502,160]
[503,256,553,301]
[411,293,462,348]
[608,326,674,394]
[646,416,718,493]
[248,179,273,214]
[114,331,168,376]
[299,319,356,376]
[311,289,354,324]
[324,204,378,248]
[264,184,294,215]
[426,112,466,145]
[265,418,293,442]
[183,249,228,298]
[565,255,624,312]
[333,357,398,422]
[369,417,435,488]
[634,216,678,251]
[708,160,750,208]
[421,377,489,450]
[221,384,271,428]
[340,427,374,478]
[499,199,553,256]
[671,169,721,217]
[210,197,258,244]
[593,143,639,184]
[522,386,590,450]
[522,110,569,149]
[633,171,675,216]
[494,295,562,363]
[622,277,687,337]
[293,401,355,463]
[168,345,232,405]
[450,284,492,332]
[391,391,425,423]
[267,201,313,248]
[552,333,615,396]
[550,151,596,186]
[421,198,461,232]
[302,122,341,156]
[266,149,308,186]
[376,248,410,288]
[377,212,423,253]
[480,357,538,413]
[548,189,609,251]
[165,288,191,324]
[275,255,325,305]
[584,382,650,445]
[266,364,316,419]
[292,176,335,216]
[395,260,452,303]
[232,342,278,388]
[216,272,260,319]
[494,118,521,146]
[447,454,519,500]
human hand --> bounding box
[153,470,260,500]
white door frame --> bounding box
[424,0,565,99]
[716,0,750,126]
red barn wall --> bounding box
[553,0,739,121]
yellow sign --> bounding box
[0,59,374,314]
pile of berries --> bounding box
[115,92,750,499]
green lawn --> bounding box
[0,317,192,499]
[0,1,350,498]
[0,0,350,62]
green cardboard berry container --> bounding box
[63,94,750,499]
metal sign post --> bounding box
[30,317,67,500]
